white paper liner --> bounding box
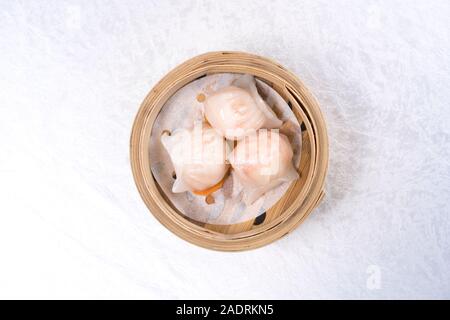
[149,73,301,225]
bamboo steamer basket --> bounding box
[130,51,328,251]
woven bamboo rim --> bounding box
[130,51,328,251]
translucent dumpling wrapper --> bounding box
[204,74,283,140]
[229,129,299,205]
[150,73,301,224]
[161,124,231,194]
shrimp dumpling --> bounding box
[204,75,282,140]
[161,124,230,194]
[229,130,298,204]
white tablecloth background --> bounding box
[0,0,449,299]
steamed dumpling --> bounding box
[161,124,230,194]
[204,75,282,140]
[229,130,298,204]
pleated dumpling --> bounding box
[204,75,282,140]
[229,130,298,204]
[161,124,230,194]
